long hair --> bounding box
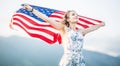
[64,13,70,27]
[62,10,75,27]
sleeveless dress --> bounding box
[59,27,85,66]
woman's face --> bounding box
[67,11,78,23]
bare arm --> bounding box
[82,22,105,35]
[23,4,64,30]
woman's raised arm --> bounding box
[82,22,105,35]
[23,4,64,30]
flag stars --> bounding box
[41,9,45,14]
[16,6,60,22]
[29,12,34,17]
[24,11,28,14]
[51,10,54,13]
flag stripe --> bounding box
[49,15,63,19]
[13,17,56,36]
[79,18,95,25]
[13,21,53,40]
[12,13,60,44]
[77,22,89,28]
[53,11,65,15]
[13,13,58,33]
[79,17,101,25]
[79,15,102,23]
[13,22,56,44]
[13,16,57,32]
[13,13,53,27]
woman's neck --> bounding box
[69,22,76,30]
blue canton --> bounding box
[16,4,59,22]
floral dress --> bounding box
[59,27,85,66]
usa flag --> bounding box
[10,4,102,44]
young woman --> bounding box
[24,4,105,66]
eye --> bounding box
[71,13,77,17]
[72,13,75,16]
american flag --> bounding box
[10,4,102,44]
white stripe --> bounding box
[13,21,54,40]
[78,20,93,27]
[79,16,100,24]
[13,14,59,33]
[51,12,64,17]
[76,24,84,29]
[15,13,50,25]
[49,17,62,21]
[49,13,64,21]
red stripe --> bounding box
[79,15,102,23]
[49,15,63,19]
[79,18,96,25]
[13,13,53,27]
[13,17,56,36]
[77,22,89,28]
[13,22,56,44]
[54,11,65,15]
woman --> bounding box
[23,4,105,66]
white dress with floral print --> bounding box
[59,27,85,66]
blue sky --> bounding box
[0,0,120,57]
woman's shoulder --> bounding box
[76,27,84,32]
[76,28,85,36]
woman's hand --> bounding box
[100,22,105,27]
[23,4,33,12]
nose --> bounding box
[75,15,78,18]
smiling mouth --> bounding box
[75,17,78,19]
[74,18,78,19]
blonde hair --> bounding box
[61,10,76,27]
